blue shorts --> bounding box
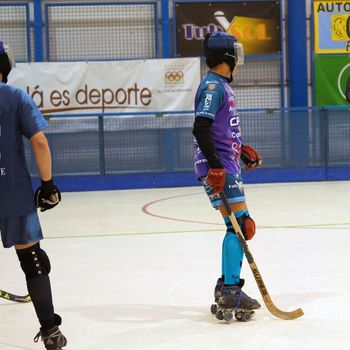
[202,173,246,209]
[0,211,43,248]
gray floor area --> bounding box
[1,181,350,349]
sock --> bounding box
[221,213,244,285]
[27,276,56,330]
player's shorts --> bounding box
[202,173,246,209]
[0,211,43,248]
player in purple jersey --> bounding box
[0,42,67,349]
[193,32,262,316]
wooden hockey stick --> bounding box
[0,289,31,303]
[220,192,304,320]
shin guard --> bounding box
[16,243,55,330]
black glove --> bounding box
[34,179,61,212]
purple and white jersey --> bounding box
[193,71,242,179]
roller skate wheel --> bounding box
[210,304,218,315]
[216,310,224,320]
[223,311,234,322]
[235,310,252,322]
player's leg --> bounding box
[0,211,67,349]
[204,173,246,285]
[204,173,260,311]
[217,199,260,311]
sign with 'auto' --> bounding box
[314,0,350,53]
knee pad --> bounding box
[16,243,51,279]
[236,214,256,240]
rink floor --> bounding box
[1,181,350,350]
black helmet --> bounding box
[0,41,16,83]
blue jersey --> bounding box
[0,83,47,218]
[193,71,242,179]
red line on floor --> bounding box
[141,192,221,226]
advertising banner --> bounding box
[8,58,200,114]
[315,55,350,106]
[175,1,281,56]
[314,1,350,53]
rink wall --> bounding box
[26,107,350,191]
[31,166,350,192]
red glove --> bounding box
[205,168,226,195]
[240,144,262,171]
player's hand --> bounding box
[240,144,262,171]
[34,179,61,212]
[205,168,226,195]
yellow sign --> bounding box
[214,12,279,55]
[314,1,350,53]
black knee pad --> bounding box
[16,243,51,279]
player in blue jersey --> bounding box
[0,42,67,349]
[193,32,263,318]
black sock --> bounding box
[27,275,55,330]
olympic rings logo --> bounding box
[165,70,184,83]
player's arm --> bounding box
[193,116,223,168]
[193,85,223,167]
[18,90,61,212]
[193,86,225,194]
[30,131,52,181]
[193,117,225,195]
[30,131,61,212]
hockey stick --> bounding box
[220,192,304,320]
[0,289,31,303]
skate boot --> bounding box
[216,280,261,322]
[34,314,67,350]
[210,277,224,315]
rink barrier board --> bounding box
[31,166,350,192]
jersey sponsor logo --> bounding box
[205,80,219,84]
[207,84,217,90]
[231,141,239,152]
[204,93,213,109]
[194,144,202,154]
[194,158,208,165]
[231,131,241,139]
[208,193,220,200]
[228,179,243,192]
[229,106,238,115]
[229,116,240,127]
